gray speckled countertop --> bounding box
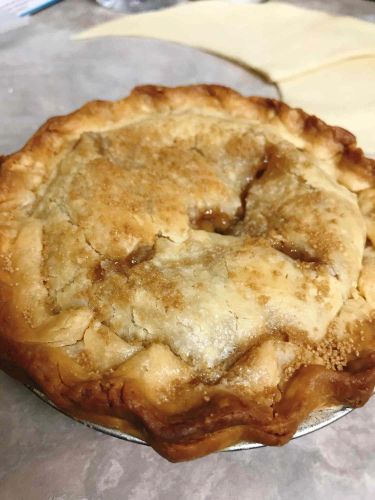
[1,1,375,498]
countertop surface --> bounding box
[1,1,375,499]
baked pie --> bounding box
[1,85,375,461]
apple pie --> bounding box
[1,85,374,461]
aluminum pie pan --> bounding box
[26,384,353,451]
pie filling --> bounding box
[1,85,375,461]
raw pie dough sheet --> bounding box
[74,1,375,82]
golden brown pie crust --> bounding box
[1,85,375,461]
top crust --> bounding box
[1,85,375,461]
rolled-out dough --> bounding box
[74,1,375,82]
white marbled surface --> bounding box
[0,1,375,498]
